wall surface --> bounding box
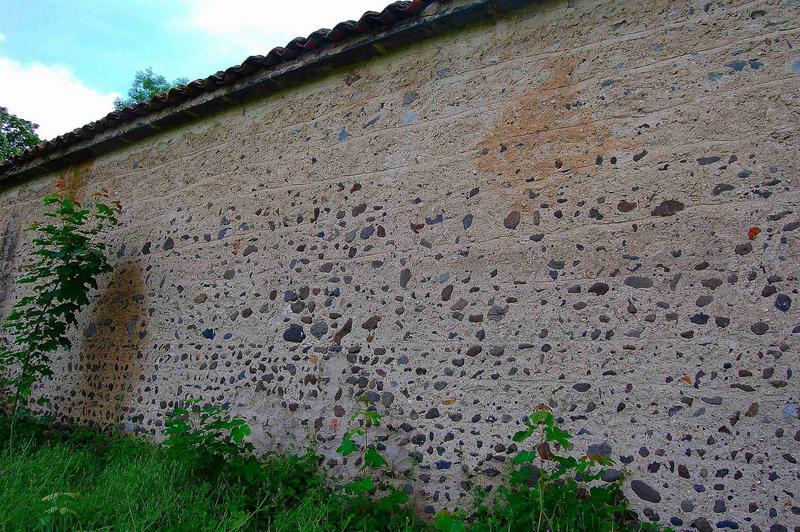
[1,0,799,529]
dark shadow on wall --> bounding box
[63,263,148,429]
[0,211,21,307]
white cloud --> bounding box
[173,0,391,57]
[0,57,118,140]
[0,33,6,42]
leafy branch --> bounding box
[0,190,120,418]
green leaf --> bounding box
[545,424,573,449]
[363,447,386,469]
[434,513,467,532]
[512,450,538,465]
[377,489,408,510]
[229,421,251,443]
[512,429,532,443]
[529,409,553,427]
[337,437,358,457]
[344,476,375,493]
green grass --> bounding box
[0,436,219,530]
[0,418,424,531]
[0,411,663,531]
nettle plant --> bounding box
[437,405,644,532]
[164,398,260,480]
[336,396,412,528]
[0,190,120,417]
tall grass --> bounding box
[0,436,221,530]
[0,411,662,531]
[0,417,423,531]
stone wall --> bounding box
[1,0,799,528]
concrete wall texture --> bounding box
[1,0,799,529]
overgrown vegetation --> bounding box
[0,191,120,424]
[0,401,666,531]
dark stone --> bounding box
[712,183,735,195]
[588,282,610,295]
[466,346,482,356]
[630,480,661,503]
[600,469,622,482]
[310,321,328,339]
[362,315,381,331]
[381,392,395,407]
[651,199,685,217]
[750,322,769,335]
[775,294,791,312]
[691,517,713,532]
[625,276,654,289]
[487,306,506,321]
[441,285,454,301]
[360,225,374,239]
[588,442,612,457]
[400,268,412,288]
[504,210,521,229]
[697,156,721,165]
[402,91,418,105]
[283,324,305,343]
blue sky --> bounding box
[0,0,388,139]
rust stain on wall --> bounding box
[55,162,94,201]
[476,56,637,210]
[66,264,147,428]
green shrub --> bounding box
[435,405,660,532]
[332,395,423,530]
[0,191,119,423]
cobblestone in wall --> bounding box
[1,0,799,529]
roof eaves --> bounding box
[1,0,534,184]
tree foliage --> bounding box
[0,190,120,414]
[1,106,42,162]
[113,67,189,110]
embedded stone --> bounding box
[504,211,521,229]
[630,480,661,503]
[283,324,305,343]
[651,199,685,217]
[625,276,653,289]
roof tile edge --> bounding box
[0,0,535,183]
